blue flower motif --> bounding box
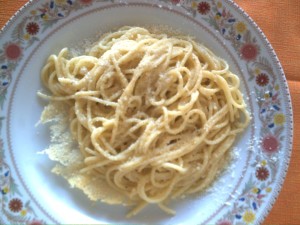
[273,105,280,111]
[50,1,54,9]
[252,202,257,210]
[268,123,274,128]
[235,214,242,219]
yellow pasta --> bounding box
[39,26,250,216]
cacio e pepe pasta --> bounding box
[38,26,250,217]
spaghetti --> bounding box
[39,26,250,216]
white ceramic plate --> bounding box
[0,0,293,224]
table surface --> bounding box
[0,0,299,224]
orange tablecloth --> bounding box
[0,0,299,224]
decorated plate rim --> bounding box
[0,1,293,224]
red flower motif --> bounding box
[171,0,180,4]
[28,220,43,225]
[26,22,39,35]
[257,194,266,199]
[9,198,23,212]
[240,43,258,61]
[262,135,279,154]
[198,2,210,15]
[4,43,22,61]
[218,220,232,225]
[256,73,269,86]
[79,0,93,4]
[255,167,269,181]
